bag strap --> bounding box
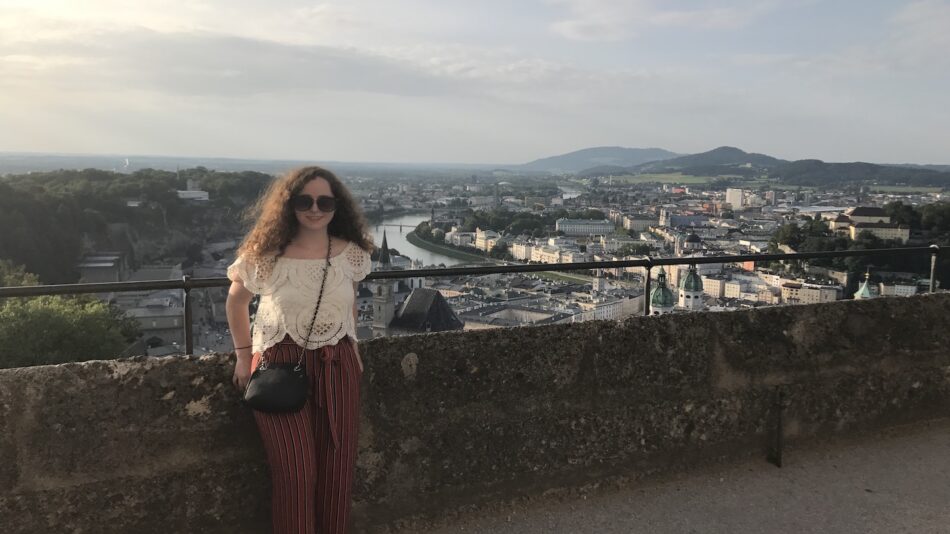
[258,238,332,371]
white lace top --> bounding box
[227,241,372,354]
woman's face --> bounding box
[293,177,335,233]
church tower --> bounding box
[683,232,702,253]
[371,280,395,338]
[649,267,676,315]
[377,230,392,269]
[592,269,608,294]
[678,264,705,311]
[370,230,396,337]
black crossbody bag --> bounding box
[243,239,332,413]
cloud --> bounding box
[733,0,950,77]
[0,29,460,98]
[0,1,947,164]
[0,23,651,103]
[886,0,950,69]
[547,0,780,41]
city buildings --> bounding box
[555,218,615,236]
[726,188,744,209]
[849,222,911,243]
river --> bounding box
[559,186,583,200]
[370,213,466,266]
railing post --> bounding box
[643,257,652,316]
[768,387,785,468]
[183,275,193,355]
[930,245,940,293]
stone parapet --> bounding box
[2,294,949,532]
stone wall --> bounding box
[2,294,949,533]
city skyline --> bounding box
[1,1,948,164]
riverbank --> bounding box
[405,231,492,263]
[365,208,428,225]
[407,231,601,284]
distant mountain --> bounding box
[0,152,503,176]
[520,147,679,173]
[573,146,950,186]
[885,163,950,173]
[575,146,786,178]
[632,146,786,173]
[771,159,950,186]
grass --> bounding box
[535,270,592,284]
[868,186,944,193]
[610,173,716,185]
[405,231,492,262]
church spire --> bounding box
[379,230,391,265]
[855,268,875,299]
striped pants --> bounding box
[249,334,362,534]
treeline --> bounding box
[448,207,607,238]
[0,167,272,283]
[769,160,950,187]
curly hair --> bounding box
[237,166,375,261]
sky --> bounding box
[0,0,948,165]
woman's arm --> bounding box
[226,280,255,389]
[352,281,363,372]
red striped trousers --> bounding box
[249,334,362,534]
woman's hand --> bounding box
[232,349,254,391]
[351,338,363,373]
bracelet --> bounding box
[234,344,253,350]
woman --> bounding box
[226,166,373,534]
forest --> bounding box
[0,167,272,283]
[0,168,279,367]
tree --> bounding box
[770,223,804,250]
[0,259,39,287]
[414,221,433,239]
[801,218,830,236]
[0,262,140,369]
[884,201,922,229]
[0,183,83,283]
[489,242,512,260]
[921,202,950,235]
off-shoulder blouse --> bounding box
[227,241,372,354]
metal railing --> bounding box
[0,245,942,355]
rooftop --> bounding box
[847,206,888,217]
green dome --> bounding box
[651,268,676,308]
[680,265,703,292]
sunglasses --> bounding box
[290,194,337,212]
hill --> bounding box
[576,146,784,178]
[575,146,950,187]
[885,163,950,173]
[771,160,950,186]
[631,146,785,173]
[519,147,679,173]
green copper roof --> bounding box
[680,265,703,292]
[651,267,676,308]
[855,278,874,299]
